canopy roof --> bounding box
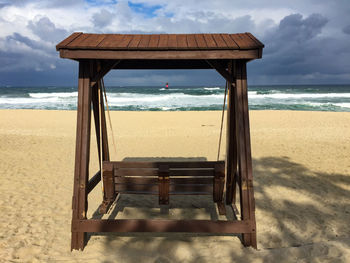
[56,33,264,69]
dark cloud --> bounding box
[247,13,350,84]
[27,17,68,43]
[343,25,350,35]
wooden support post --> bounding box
[71,60,92,251]
[158,165,169,205]
[234,60,257,248]
[213,163,226,215]
[225,60,239,205]
[99,162,115,214]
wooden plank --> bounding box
[221,34,239,49]
[170,169,214,177]
[114,59,213,69]
[115,177,212,185]
[72,219,253,233]
[138,34,151,48]
[176,34,188,48]
[203,34,217,48]
[186,35,198,48]
[168,34,177,49]
[67,33,90,47]
[148,34,160,48]
[212,34,228,48]
[229,34,257,49]
[112,161,224,169]
[115,169,158,177]
[115,177,158,184]
[158,34,168,48]
[74,34,107,48]
[245,32,264,47]
[171,177,213,184]
[98,34,125,48]
[71,60,92,251]
[56,32,82,50]
[195,34,207,48]
[115,34,133,48]
[170,184,212,193]
[60,49,260,60]
[115,184,158,192]
[127,34,142,48]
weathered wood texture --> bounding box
[109,161,225,200]
[71,61,92,251]
[57,33,264,50]
[56,33,263,60]
[234,60,257,248]
[61,32,262,251]
[72,219,254,233]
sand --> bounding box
[0,109,349,262]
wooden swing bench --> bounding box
[56,32,264,251]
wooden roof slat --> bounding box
[75,34,107,48]
[67,33,90,47]
[148,34,160,48]
[221,34,239,49]
[158,34,168,48]
[128,35,142,48]
[195,34,207,49]
[168,34,177,48]
[212,34,228,48]
[229,33,257,49]
[203,34,217,48]
[186,35,198,48]
[138,34,151,48]
[176,34,188,48]
[56,32,82,50]
[98,34,125,48]
[245,32,264,48]
[56,32,264,60]
[114,34,133,48]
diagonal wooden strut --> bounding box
[206,60,235,84]
[90,60,121,87]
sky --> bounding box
[0,0,349,86]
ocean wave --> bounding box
[248,92,350,99]
[29,92,78,98]
[203,87,221,90]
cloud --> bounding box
[343,25,350,35]
[92,9,114,27]
[0,0,350,85]
[28,16,68,43]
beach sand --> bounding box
[0,109,349,262]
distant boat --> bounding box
[165,82,169,89]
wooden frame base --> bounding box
[72,219,254,234]
[70,59,258,251]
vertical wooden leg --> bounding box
[71,61,92,251]
[226,61,239,206]
[235,60,257,248]
[91,83,101,165]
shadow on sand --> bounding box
[88,156,350,262]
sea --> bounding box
[0,85,350,112]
